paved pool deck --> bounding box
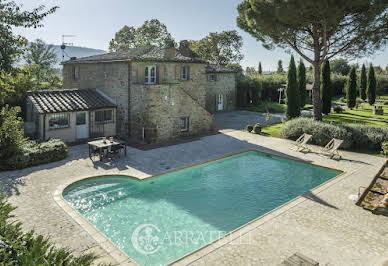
[0,131,387,266]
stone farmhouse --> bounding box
[25,41,238,143]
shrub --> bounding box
[382,141,388,155]
[1,139,68,170]
[297,60,307,108]
[346,66,357,109]
[331,74,347,96]
[0,105,27,160]
[237,74,287,106]
[253,123,262,134]
[333,106,344,113]
[0,194,97,265]
[280,118,352,148]
[356,98,363,109]
[246,125,253,132]
[360,64,367,100]
[346,124,388,150]
[285,55,300,119]
[280,118,388,150]
[320,59,332,115]
[367,63,376,105]
[339,97,346,103]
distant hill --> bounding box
[18,44,107,68]
[51,45,106,67]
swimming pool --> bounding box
[63,151,340,265]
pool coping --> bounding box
[53,149,349,265]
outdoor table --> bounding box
[88,138,127,161]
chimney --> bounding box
[179,40,192,57]
[164,40,176,59]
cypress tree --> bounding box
[258,62,262,75]
[360,64,367,100]
[320,60,332,114]
[346,66,357,109]
[367,63,376,105]
[297,60,306,108]
[277,60,284,74]
[285,55,300,119]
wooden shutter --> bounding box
[187,66,190,80]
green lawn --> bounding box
[261,123,283,138]
[323,104,388,126]
[259,98,387,157]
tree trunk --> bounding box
[312,61,322,121]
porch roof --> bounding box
[26,88,117,114]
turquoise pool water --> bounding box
[63,151,340,266]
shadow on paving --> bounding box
[302,191,339,209]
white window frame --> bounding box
[180,116,189,132]
[181,66,189,81]
[95,110,113,124]
[48,113,70,130]
[218,94,223,105]
[145,65,156,84]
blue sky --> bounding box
[14,0,388,70]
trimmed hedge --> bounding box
[253,123,262,134]
[1,139,68,170]
[280,118,388,150]
[246,125,253,132]
[382,141,388,155]
[333,106,343,113]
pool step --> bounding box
[280,252,319,266]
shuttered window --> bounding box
[180,66,190,81]
[145,65,157,84]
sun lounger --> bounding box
[291,133,312,152]
[321,138,343,159]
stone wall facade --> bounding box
[63,62,129,137]
[205,73,237,113]
[63,60,235,143]
[129,61,213,142]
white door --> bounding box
[76,112,89,139]
[217,94,224,111]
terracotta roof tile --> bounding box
[27,88,117,114]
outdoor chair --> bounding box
[89,145,100,160]
[321,138,343,159]
[291,133,312,152]
[108,143,125,158]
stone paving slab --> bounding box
[0,130,386,265]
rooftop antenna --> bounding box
[61,34,76,62]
